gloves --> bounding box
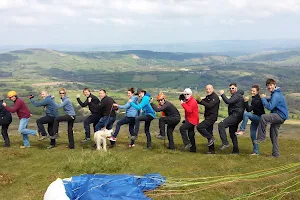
[76,94,80,98]
[28,95,34,99]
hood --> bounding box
[273,87,282,93]
[61,96,69,101]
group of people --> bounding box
[0,78,288,157]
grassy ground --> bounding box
[0,120,300,200]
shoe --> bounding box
[38,136,47,141]
[235,130,245,136]
[108,136,116,142]
[184,143,192,150]
[207,137,216,147]
[128,144,135,148]
[50,134,59,140]
[20,145,30,149]
[145,146,152,149]
[231,151,240,154]
[267,154,280,158]
[81,138,91,143]
[219,144,230,150]
[251,152,259,156]
[254,139,265,144]
[205,151,215,154]
[66,146,74,149]
[190,148,196,153]
[155,135,165,140]
[47,145,56,149]
[108,144,116,148]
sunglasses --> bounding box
[184,94,190,96]
[59,92,65,94]
[229,87,236,90]
[157,99,164,102]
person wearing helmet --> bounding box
[129,89,156,149]
[29,90,58,142]
[179,88,199,152]
[2,91,38,148]
[0,98,12,147]
[151,92,181,150]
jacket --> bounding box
[245,94,265,116]
[197,92,220,122]
[130,93,156,118]
[90,96,116,117]
[262,87,288,120]
[30,95,58,117]
[221,90,245,116]
[57,96,76,116]
[4,97,31,119]
[0,100,12,122]
[77,94,101,114]
[151,101,180,118]
[181,96,199,125]
[119,96,139,118]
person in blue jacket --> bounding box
[30,90,58,141]
[50,88,76,149]
[108,88,139,147]
[130,89,155,149]
[255,79,289,157]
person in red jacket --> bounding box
[179,88,199,152]
[2,91,38,148]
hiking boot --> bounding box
[20,145,30,149]
[66,145,74,149]
[38,136,47,141]
[207,137,216,147]
[254,139,265,144]
[235,130,245,136]
[267,154,280,158]
[108,136,116,142]
[81,138,91,143]
[205,151,215,154]
[47,145,56,149]
[190,148,196,153]
[155,135,165,140]
[219,144,230,150]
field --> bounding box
[1,116,300,200]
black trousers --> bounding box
[159,116,180,149]
[197,120,216,152]
[0,117,12,146]
[83,114,102,139]
[179,121,195,149]
[134,115,154,147]
[52,115,76,148]
[218,114,243,153]
[36,115,55,137]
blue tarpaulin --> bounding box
[62,173,166,200]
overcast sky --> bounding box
[0,0,300,45]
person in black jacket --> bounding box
[89,90,116,132]
[0,99,12,147]
[236,85,265,155]
[77,88,101,143]
[218,83,245,154]
[196,85,220,154]
[151,92,181,150]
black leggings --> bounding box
[0,118,12,146]
[52,115,76,148]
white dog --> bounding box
[94,129,114,152]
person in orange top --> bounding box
[179,88,199,152]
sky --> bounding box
[0,0,300,45]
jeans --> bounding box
[19,118,37,147]
[179,121,195,149]
[111,117,135,145]
[196,119,216,152]
[95,116,116,131]
[159,116,180,149]
[257,113,284,156]
[36,115,55,137]
[83,114,102,139]
[218,114,243,153]
[134,115,154,148]
[52,115,75,148]
[0,117,11,146]
[239,112,261,154]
